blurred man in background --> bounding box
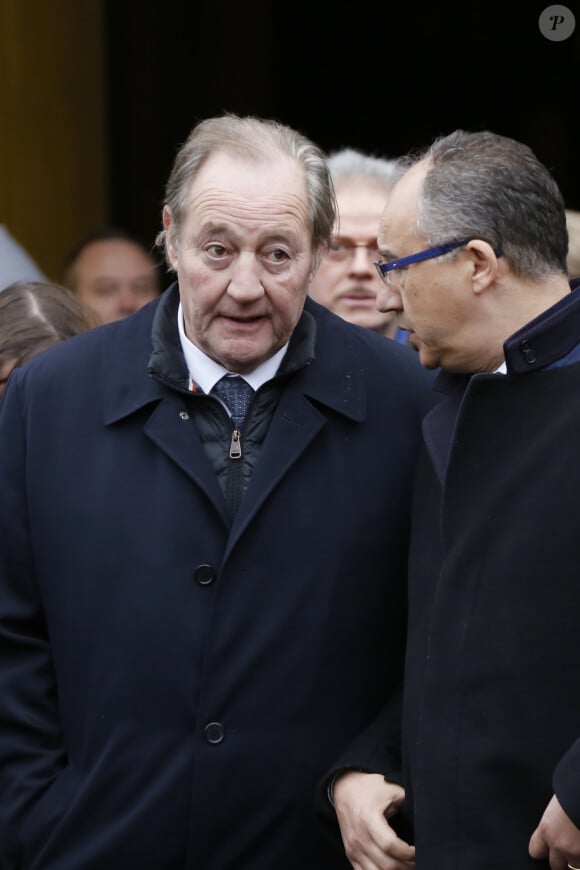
[62,228,161,322]
[309,148,407,343]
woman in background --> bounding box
[0,280,100,398]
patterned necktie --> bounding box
[211,375,255,430]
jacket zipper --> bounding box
[227,428,243,516]
[229,429,242,459]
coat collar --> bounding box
[503,278,580,373]
[423,280,580,484]
[102,285,367,426]
[102,296,168,426]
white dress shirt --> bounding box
[177,303,288,414]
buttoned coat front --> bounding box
[0,292,434,869]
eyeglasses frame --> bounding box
[374,237,503,285]
[327,237,380,261]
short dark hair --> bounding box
[412,130,568,279]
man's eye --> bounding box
[265,249,289,264]
[329,240,347,253]
[206,244,228,258]
[93,283,118,297]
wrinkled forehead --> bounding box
[187,149,308,209]
[174,150,313,246]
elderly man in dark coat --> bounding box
[0,115,434,869]
[328,130,580,870]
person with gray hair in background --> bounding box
[326,129,580,870]
[309,148,407,342]
[0,114,435,869]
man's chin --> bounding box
[409,335,439,370]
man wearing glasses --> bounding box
[308,148,409,343]
[326,131,580,870]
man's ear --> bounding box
[162,206,178,270]
[465,239,501,295]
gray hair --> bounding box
[156,114,336,267]
[411,130,568,279]
[327,148,402,192]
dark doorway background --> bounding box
[105,1,579,268]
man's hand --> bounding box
[333,771,415,869]
[529,794,580,869]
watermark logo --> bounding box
[539,4,576,41]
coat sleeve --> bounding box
[0,372,68,860]
[313,686,410,851]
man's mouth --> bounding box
[339,293,376,307]
[221,313,265,327]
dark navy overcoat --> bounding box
[0,291,434,869]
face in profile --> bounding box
[164,150,317,374]
[309,179,397,337]
[71,239,160,323]
[377,160,477,372]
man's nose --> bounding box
[376,283,403,313]
[227,255,265,302]
[117,285,141,315]
[349,245,376,274]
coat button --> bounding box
[205,722,225,744]
[194,564,216,586]
[520,339,536,365]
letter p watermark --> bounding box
[539,5,576,40]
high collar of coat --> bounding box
[102,284,368,426]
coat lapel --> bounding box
[101,300,230,527]
[225,316,367,558]
[101,295,368,545]
[225,388,326,556]
[144,398,229,525]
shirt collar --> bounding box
[177,302,289,393]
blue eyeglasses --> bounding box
[374,238,502,286]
